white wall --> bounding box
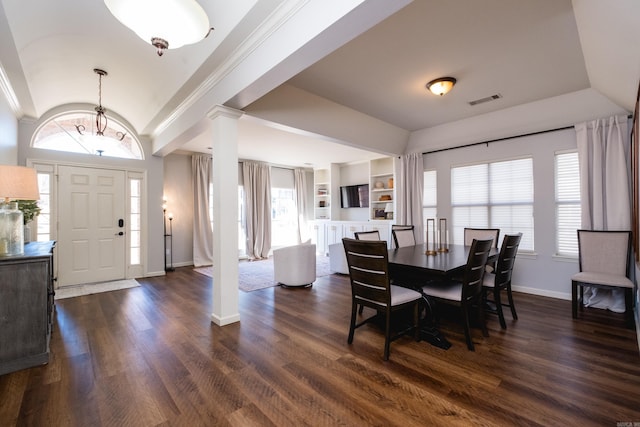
[423,127,580,300]
[163,153,194,267]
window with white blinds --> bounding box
[423,170,437,220]
[451,157,534,250]
[555,151,580,256]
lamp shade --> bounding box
[0,165,40,202]
[384,203,393,213]
[426,77,456,96]
[104,0,210,50]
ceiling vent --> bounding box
[468,94,502,106]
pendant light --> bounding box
[104,0,213,56]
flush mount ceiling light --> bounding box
[104,0,214,56]
[75,69,126,149]
[426,77,457,96]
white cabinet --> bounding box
[369,157,395,221]
[310,221,327,255]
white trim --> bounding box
[153,0,308,138]
[512,284,570,300]
[0,63,21,116]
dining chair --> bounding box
[482,233,522,329]
[464,228,500,248]
[392,228,416,248]
[354,230,381,241]
[571,230,634,326]
[464,227,500,271]
[342,238,422,360]
[420,238,493,351]
[391,224,414,231]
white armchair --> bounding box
[273,243,317,287]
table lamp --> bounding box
[384,203,394,220]
[0,165,40,256]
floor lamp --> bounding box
[163,201,175,273]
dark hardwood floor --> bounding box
[1,266,639,426]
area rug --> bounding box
[55,279,140,300]
[193,255,331,292]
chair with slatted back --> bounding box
[482,233,522,329]
[464,228,500,248]
[464,228,500,272]
[420,238,493,351]
[392,228,416,248]
[342,238,423,360]
[354,230,381,241]
[571,230,635,326]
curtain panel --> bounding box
[576,114,631,312]
[294,168,309,243]
[396,152,425,243]
[192,154,214,267]
[242,161,272,259]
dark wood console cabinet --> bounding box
[0,241,55,375]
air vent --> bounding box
[468,94,502,106]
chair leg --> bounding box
[383,310,391,361]
[358,304,364,315]
[413,302,421,341]
[506,285,518,321]
[461,305,475,351]
[625,288,634,327]
[478,300,489,338]
[348,301,357,344]
[494,288,507,329]
[571,281,578,319]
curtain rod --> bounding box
[422,115,633,155]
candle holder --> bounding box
[425,218,437,256]
[438,218,449,253]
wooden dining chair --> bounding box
[420,238,493,351]
[342,238,422,360]
[464,228,500,248]
[464,227,500,272]
[392,228,416,248]
[482,233,522,329]
[354,230,381,241]
[571,230,634,326]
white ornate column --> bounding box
[207,105,243,326]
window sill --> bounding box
[552,254,578,263]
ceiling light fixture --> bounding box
[75,69,126,144]
[426,77,457,96]
[104,0,214,56]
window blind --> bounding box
[555,151,580,256]
[452,158,534,250]
[423,170,437,219]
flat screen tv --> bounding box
[340,184,369,208]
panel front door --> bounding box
[57,166,126,286]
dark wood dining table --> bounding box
[386,243,499,349]
[387,243,498,281]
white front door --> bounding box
[57,166,126,286]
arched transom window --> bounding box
[32,111,144,159]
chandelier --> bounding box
[75,68,125,145]
[104,0,214,56]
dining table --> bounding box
[386,243,499,349]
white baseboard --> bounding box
[512,285,570,301]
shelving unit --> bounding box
[314,168,331,220]
[369,157,395,220]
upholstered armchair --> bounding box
[273,242,317,287]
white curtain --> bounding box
[192,154,214,267]
[396,152,425,243]
[294,168,309,243]
[576,114,631,312]
[242,161,272,260]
